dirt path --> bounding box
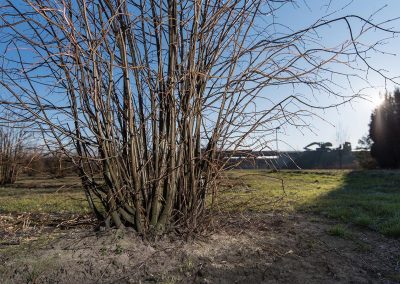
[1,212,399,283]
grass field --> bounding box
[0,170,399,237]
[217,170,400,237]
[0,176,89,214]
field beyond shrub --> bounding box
[218,170,400,237]
[1,170,399,237]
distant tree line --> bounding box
[24,153,76,178]
[355,135,377,169]
[0,125,26,185]
[0,124,76,184]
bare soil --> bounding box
[0,212,399,283]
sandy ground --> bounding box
[1,212,399,283]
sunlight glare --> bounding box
[369,93,385,107]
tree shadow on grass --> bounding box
[300,170,400,237]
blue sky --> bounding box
[268,0,400,151]
[1,0,399,152]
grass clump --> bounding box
[379,216,400,237]
[327,224,351,238]
[353,214,373,227]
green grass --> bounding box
[327,224,351,238]
[1,171,399,237]
[217,169,400,237]
[0,176,89,214]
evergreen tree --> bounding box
[369,88,400,168]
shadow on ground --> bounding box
[300,170,400,237]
